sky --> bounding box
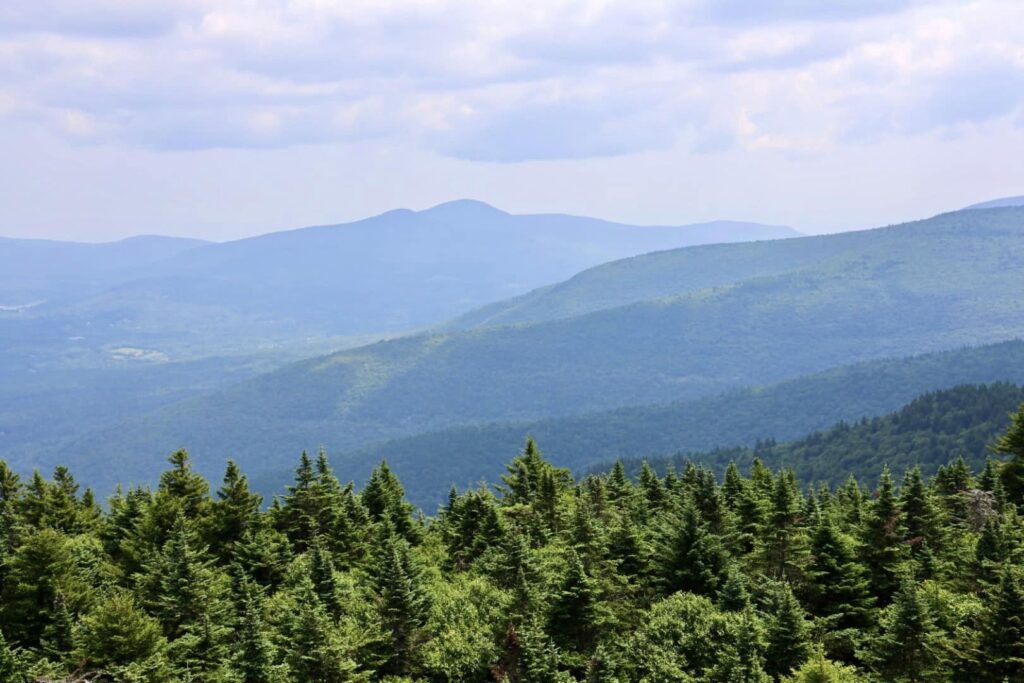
[1,0,1023,241]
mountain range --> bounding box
[16,205,1024,504]
[0,202,796,469]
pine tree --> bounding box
[638,461,666,511]
[283,578,363,683]
[763,581,811,679]
[758,470,807,583]
[145,514,231,679]
[713,608,771,683]
[658,499,727,597]
[607,460,632,504]
[805,514,874,662]
[607,516,647,585]
[361,460,421,543]
[900,467,944,561]
[864,578,944,682]
[549,549,603,657]
[277,451,318,548]
[309,536,346,621]
[861,467,906,603]
[995,401,1024,504]
[233,580,285,683]
[212,460,263,559]
[372,533,430,675]
[974,567,1024,681]
[74,589,171,682]
[718,564,750,612]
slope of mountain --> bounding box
[965,195,1024,210]
[449,206,1024,329]
[34,207,1024,499]
[328,340,1024,503]
[610,382,1024,485]
[0,234,208,304]
[51,200,800,342]
[0,202,795,466]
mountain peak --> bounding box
[421,199,508,218]
[964,195,1024,210]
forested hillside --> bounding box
[610,382,1024,484]
[0,202,791,475]
[3,407,1024,682]
[16,207,1024,499]
[334,341,1024,504]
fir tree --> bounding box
[549,549,603,657]
[758,470,807,583]
[372,533,430,675]
[995,401,1024,504]
[975,566,1024,681]
[861,467,907,603]
[763,581,811,680]
[658,499,727,597]
[900,467,945,561]
[864,578,944,682]
[212,460,263,559]
[805,514,874,662]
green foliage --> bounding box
[4,410,1024,681]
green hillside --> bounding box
[32,207,1024,497]
[615,382,1024,485]
[326,340,1024,504]
[450,206,1024,328]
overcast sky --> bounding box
[1,0,1023,241]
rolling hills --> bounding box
[0,202,795,468]
[33,207,1024,501]
[609,381,1024,485]
[328,340,1024,503]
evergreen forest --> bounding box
[4,404,1024,682]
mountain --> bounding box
[31,206,1024,499]
[965,195,1024,210]
[47,200,800,343]
[329,340,1024,504]
[0,202,796,467]
[609,382,1024,485]
[0,234,208,304]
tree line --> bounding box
[3,405,1024,681]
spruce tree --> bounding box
[212,460,263,559]
[805,514,874,662]
[861,467,907,603]
[372,533,430,675]
[549,549,603,658]
[995,401,1024,504]
[658,499,727,597]
[900,467,945,561]
[864,578,944,682]
[763,581,811,679]
[758,470,807,583]
[233,580,285,683]
[975,566,1024,681]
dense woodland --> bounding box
[4,404,1024,682]
[612,382,1024,485]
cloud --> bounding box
[0,0,1022,161]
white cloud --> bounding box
[0,0,1021,160]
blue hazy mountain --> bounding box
[964,195,1024,209]
[29,207,1024,500]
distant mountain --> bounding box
[328,340,1024,504]
[0,202,796,463]
[36,207,1024,499]
[965,195,1024,210]
[609,382,1024,486]
[0,234,207,304]
[48,200,799,343]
